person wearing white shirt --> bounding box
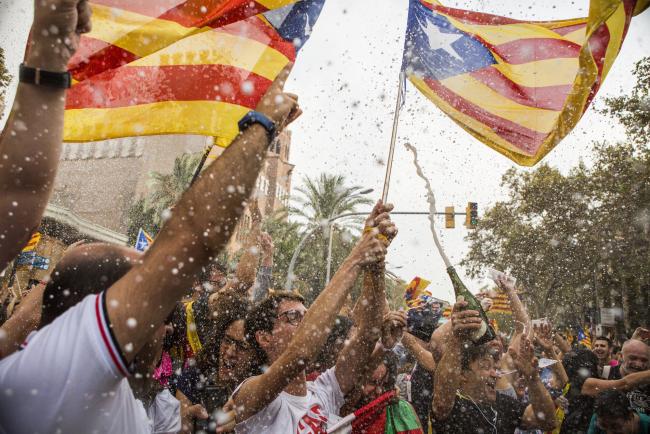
[224,202,397,433]
[0,54,301,432]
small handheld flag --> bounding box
[404,276,432,308]
[135,228,154,252]
[21,232,41,253]
[578,326,592,349]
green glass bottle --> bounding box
[446,266,496,345]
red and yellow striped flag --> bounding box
[402,0,649,166]
[63,0,325,148]
[404,276,432,308]
[21,232,41,253]
[489,290,512,315]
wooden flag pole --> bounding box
[190,142,214,186]
[381,72,405,203]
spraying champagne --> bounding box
[447,266,496,345]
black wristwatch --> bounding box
[238,111,277,142]
[19,63,72,89]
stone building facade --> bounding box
[229,130,295,252]
[0,131,294,305]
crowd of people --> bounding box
[0,1,649,433]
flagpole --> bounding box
[190,142,213,186]
[381,72,405,203]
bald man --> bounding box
[608,339,650,415]
[581,338,650,417]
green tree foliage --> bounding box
[463,59,650,333]
[146,153,202,226]
[126,152,201,245]
[291,174,373,226]
[264,213,359,304]
[0,47,12,116]
[279,173,373,302]
[128,162,395,307]
[125,198,159,246]
[259,173,373,304]
[603,57,650,145]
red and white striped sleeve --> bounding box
[94,292,132,377]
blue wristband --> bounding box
[238,111,277,142]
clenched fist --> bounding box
[26,0,92,72]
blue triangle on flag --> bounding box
[135,228,151,252]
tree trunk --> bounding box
[640,283,650,328]
[621,280,632,334]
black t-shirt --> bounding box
[560,393,594,434]
[174,366,230,412]
[410,363,433,426]
[174,366,232,433]
[436,393,527,434]
[610,364,622,380]
[609,365,650,415]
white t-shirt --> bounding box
[234,368,345,434]
[147,389,182,434]
[0,292,152,434]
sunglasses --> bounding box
[277,309,306,326]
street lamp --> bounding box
[325,188,374,284]
[285,188,374,290]
[284,225,320,290]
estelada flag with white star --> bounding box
[402,0,649,166]
[135,228,154,252]
[63,0,326,148]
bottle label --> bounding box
[470,320,488,342]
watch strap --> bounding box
[238,111,277,142]
[19,63,72,89]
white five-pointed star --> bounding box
[421,19,464,62]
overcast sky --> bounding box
[1,0,649,302]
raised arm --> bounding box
[432,299,483,421]
[430,320,452,362]
[533,322,568,388]
[335,202,396,394]
[581,369,650,397]
[0,0,91,270]
[232,232,387,422]
[251,232,274,302]
[495,275,530,336]
[106,64,301,361]
[402,331,437,373]
[553,333,571,359]
[513,336,557,431]
[0,283,44,359]
[232,201,263,294]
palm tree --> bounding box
[290,174,373,288]
[291,173,373,236]
[146,152,202,225]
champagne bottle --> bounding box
[446,266,496,345]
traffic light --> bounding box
[445,206,455,229]
[465,202,478,229]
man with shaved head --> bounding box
[581,338,650,418]
[608,339,650,415]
